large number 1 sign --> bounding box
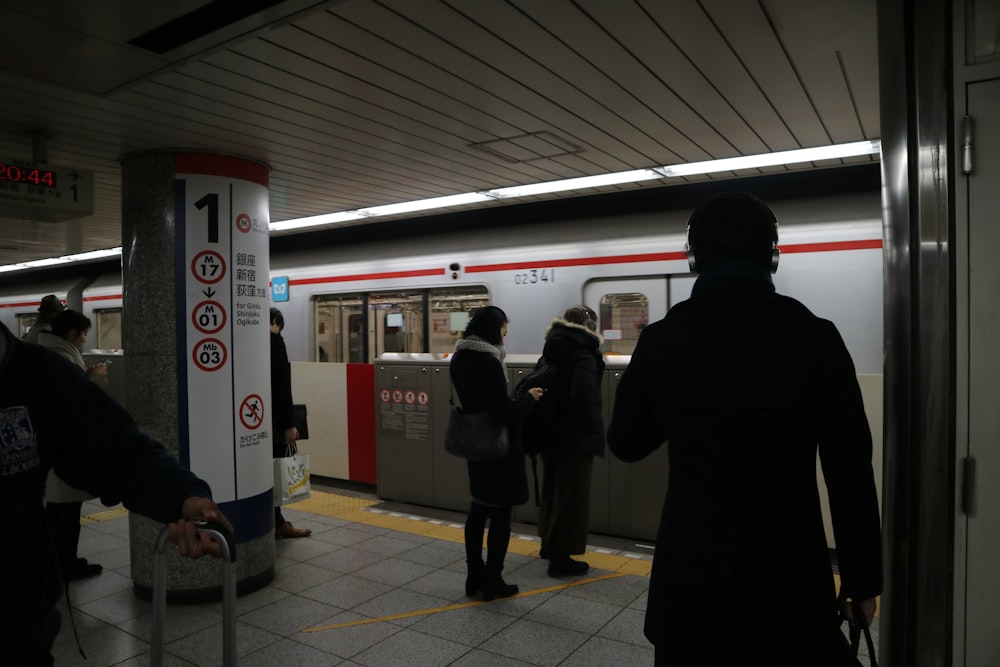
[175,154,271,533]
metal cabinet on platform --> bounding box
[374,353,667,543]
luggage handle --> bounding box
[151,521,237,667]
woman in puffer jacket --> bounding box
[534,306,605,577]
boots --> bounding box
[465,558,484,597]
[547,553,589,577]
[481,563,518,601]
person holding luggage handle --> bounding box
[0,322,233,666]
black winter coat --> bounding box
[607,268,882,664]
[450,348,534,506]
[538,319,605,456]
[270,331,295,457]
[0,324,212,665]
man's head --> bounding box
[270,307,284,334]
[685,192,779,274]
[37,295,66,321]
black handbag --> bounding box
[444,384,509,462]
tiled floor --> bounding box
[50,484,878,666]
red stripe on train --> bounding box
[464,239,882,273]
[466,251,687,273]
[290,268,445,286]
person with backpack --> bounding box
[525,305,605,577]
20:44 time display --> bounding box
[0,161,57,187]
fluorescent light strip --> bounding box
[488,169,662,198]
[0,141,880,273]
[659,140,881,177]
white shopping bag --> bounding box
[273,449,311,505]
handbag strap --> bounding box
[839,590,878,667]
[285,442,297,457]
[450,380,464,410]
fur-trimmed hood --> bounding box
[543,317,604,346]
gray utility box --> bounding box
[374,353,667,542]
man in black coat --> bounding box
[607,192,882,666]
[0,322,231,666]
[270,307,310,538]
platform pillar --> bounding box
[120,151,275,600]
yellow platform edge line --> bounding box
[303,572,628,634]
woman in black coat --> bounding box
[450,306,543,600]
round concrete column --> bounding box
[121,152,275,601]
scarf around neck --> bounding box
[455,335,508,381]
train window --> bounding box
[314,295,365,363]
[314,286,489,362]
[370,292,426,358]
[94,308,122,350]
[16,313,37,338]
[598,293,650,355]
[429,286,490,355]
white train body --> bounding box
[0,191,883,542]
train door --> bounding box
[583,275,694,355]
[314,295,365,362]
[586,274,694,540]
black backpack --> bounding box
[514,356,560,504]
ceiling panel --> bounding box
[0,0,879,268]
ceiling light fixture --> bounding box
[0,140,881,273]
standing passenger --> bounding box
[531,306,605,577]
[22,294,65,344]
[0,321,232,666]
[607,192,882,666]
[270,307,310,538]
[451,306,542,600]
[37,310,109,581]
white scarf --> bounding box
[455,335,508,381]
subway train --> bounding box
[0,189,884,542]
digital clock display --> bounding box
[0,161,57,188]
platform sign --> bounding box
[176,154,270,504]
[0,158,94,222]
[271,276,289,302]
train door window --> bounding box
[94,308,122,350]
[314,295,365,362]
[369,292,425,359]
[428,286,490,355]
[16,313,37,338]
[584,277,668,356]
[598,293,650,355]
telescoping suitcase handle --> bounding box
[151,521,237,667]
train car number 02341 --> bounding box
[514,269,554,285]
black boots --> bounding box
[547,553,589,577]
[480,563,518,601]
[465,559,484,597]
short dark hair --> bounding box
[50,310,91,338]
[463,306,508,345]
[270,307,284,330]
[686,192,778,272]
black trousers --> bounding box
[45,501,83,571]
